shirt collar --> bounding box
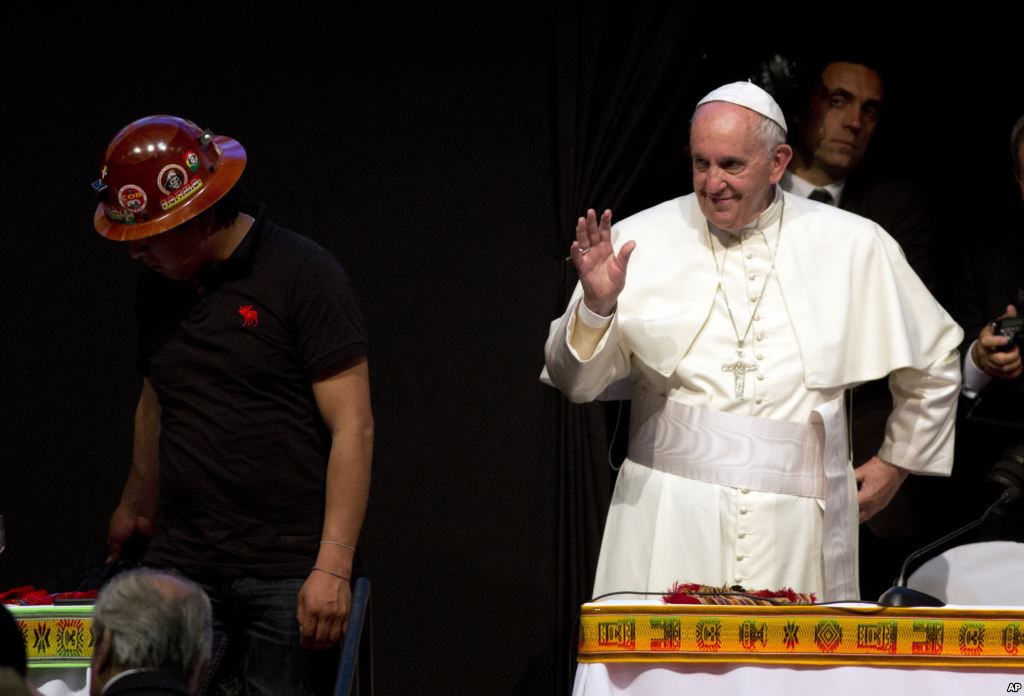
[101,668,157,693]
[193,203,266,286]
[781,170,845,206]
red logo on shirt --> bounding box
[238,305,258,327]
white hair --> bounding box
[93,569,212,690]
[753,113,787,153]
[691,104,787,156]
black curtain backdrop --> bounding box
[2,5,1021,696]
[549,4,701,688]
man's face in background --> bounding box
[799,62,884,182]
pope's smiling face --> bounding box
[691,102,791,233]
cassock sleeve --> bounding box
[543,297,632,403]
[878,347,961,476]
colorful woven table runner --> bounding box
[579,603,1024,668]
[8,605,94,668]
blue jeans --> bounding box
[197,577,338,696]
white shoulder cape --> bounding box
[552,191,962,390]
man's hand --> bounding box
[106,505,153,563]
[107,378,160,564]
[571,209,636,316]
[297,569,351,650]
[972,305,1022,380]
[854,456,909,523]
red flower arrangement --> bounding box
[0,586,97,605]
[662,582,816,605]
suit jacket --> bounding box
[949,223,1024,544]
[102,670,190,695]
[841,173,936,293]
[954,230,1024,436]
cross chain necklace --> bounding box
[708,198,784,400]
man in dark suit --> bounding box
[778,58,940,598]
[90,569,212,695]
[781,59,935,291]
[958,117,1024,401]
[952,116,1024,542]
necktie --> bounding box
[808,188,834,205]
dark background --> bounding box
[2,4,1021,694]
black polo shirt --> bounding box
[136,205,368,579]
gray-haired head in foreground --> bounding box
[93,568,212,688]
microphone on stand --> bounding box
[877,446,1024,607]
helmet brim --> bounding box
[94,135,247,242]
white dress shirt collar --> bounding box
[782,170,845,206]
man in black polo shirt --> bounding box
[91,115,373,695]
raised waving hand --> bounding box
[570,208,636,316]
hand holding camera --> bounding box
[991,313,1022,353]
[973,303,1023,381]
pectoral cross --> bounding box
[722,358,758,399]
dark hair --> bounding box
[210,181,247,231]
[0,606,27,677]
[755,52,886,134]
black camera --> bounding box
[991,316,1023,352]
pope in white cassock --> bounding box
[543,82,962,601]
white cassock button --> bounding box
[755,397,764,404]
[748,273,756,281]
[736,554,745,561]
[739,507,750,515]
[740,488,750,494]
[757,373,764,381]
[756,353,764,360]
[749,294,758,302]
[754,314,761,321]
[738,531,748,539]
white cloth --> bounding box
[31,667,89,696]
[572,661,1019,696]
[906,541,1024,605]
[601,391,856,599]
[543,190,962,601]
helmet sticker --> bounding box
[117,184,148,212]
[159,177,203,211]
[157,164,189,194]
[185,150,200,172]
[105,206,137,224]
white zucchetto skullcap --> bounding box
[696,81,787,134]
